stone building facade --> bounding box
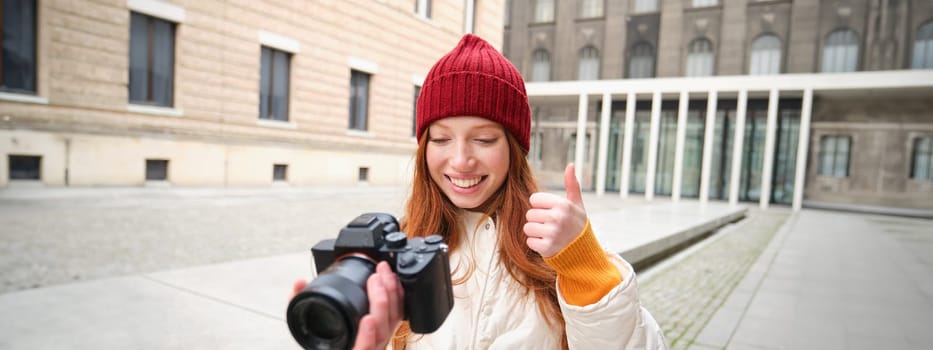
[1,0,500,187]
[504,0,933,211]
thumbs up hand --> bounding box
[524,164,588,258]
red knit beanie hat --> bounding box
[416,34,531,153]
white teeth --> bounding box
[450,177,481,188]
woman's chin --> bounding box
[445,190,487,209]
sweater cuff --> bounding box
[543,220,622,306]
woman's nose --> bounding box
[450,143,474,170]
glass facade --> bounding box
[598,99,800,204]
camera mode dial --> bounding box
[385,232,407,249]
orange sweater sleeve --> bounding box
[543,220,622,306]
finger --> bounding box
[525,236,553,257]
[366,273,389,341]
[291,279,306,299]
[377,262,401,324]
[523,222,555,239]
[353,315,376,350]
[529,192,564,209]
[564,163,584,208]
[525,208,552,224]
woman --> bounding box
[295,34,666,350]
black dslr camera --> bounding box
[286,213,454,350]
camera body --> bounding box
[286,213,454,350]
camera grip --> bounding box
[397,247,454,333]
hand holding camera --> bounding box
[287,213,454,350]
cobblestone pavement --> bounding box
[638,208,790,350]
[0,185,652,294]
[0,186,411,293]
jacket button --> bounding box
[484,223,490,230]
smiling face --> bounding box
[425,116,510,210]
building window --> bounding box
[749,34,782,75]
[1,0,37,94]
[349,70,371,131]
[146,159,169,181]
[273,164,288,181]
[911,21,933,69]
[259,46,291,121]
[821,29,859,73]
[129,12,176,107]
[531,49,551,82]
[415,0,432,19]
[580,0,603,18]
[686,38,714,77]
[692,0,717,7]
[634,0,658,13]
[533,0,554,23]
[818,135,850,177]
[530,131,544,162]
[464,0,476,33]
[412,85,421,137]
[911,136,933,180]
[578,46,600,80]
[628,42,655,78]
[358,167,369,182]
[8,155,40,180]
[570,132,591,162]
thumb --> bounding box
[564,163,584,207]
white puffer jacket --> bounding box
[405,211,667,349]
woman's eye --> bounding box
[476,138,498,144]
[429,138,451,144]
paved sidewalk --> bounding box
[0,186,743,349]
[639,209,790,349]
[689,209,933,349]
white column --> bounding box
[672,91,689,202]
[792,88,813,211]
[729,90,748,206]
[574,93,588,184]
[759,88,779,209]
[620,92,636,198]
[645,91,661,201]
[699,90,718,204]
[596,93,612,196]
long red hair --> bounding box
[391,128,568,349]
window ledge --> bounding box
[0,92,49,105]
[144,180,171,187]
[257,119,297,129]
[347,129,374,137]
[529,21,556,27]
[128,104,183,117]
[685,4,724,13]
[630,11,661,16]
[575,16,606,22]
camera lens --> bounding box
[287,256,375,350]
[300,298,346,341]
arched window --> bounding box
[531,49,551,82]
[912,21,933,69]
[533,0,554,23]
[749,34,782,75]
[580,0,603,18]
[821,29,859,73]
[686,38,714,77]
[628,42,655,78]
[578,46,600,80]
